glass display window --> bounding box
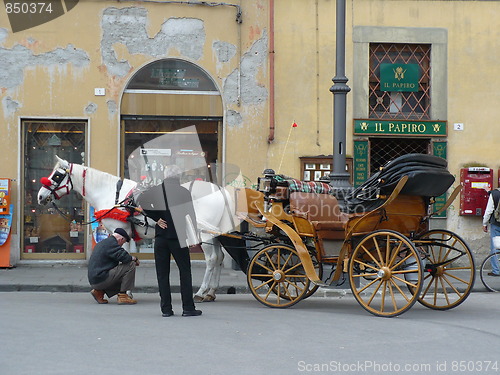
[22,120,86,259]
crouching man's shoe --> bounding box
[182,309,202,317]
[90,289,108,304]
[117,293,137,305]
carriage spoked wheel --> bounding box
[247,244,310,308]
[303,250,323,299]
[414,230,475,310]
[275,248,323,300]
[348,230,423,317]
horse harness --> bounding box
[40,164,74,200]
[41,164,153,235]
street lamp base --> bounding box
[324,172,353,206]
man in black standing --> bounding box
[88,227,140,304]
[139,165,202,317]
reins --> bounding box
[50,200,128,226]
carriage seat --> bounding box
[289,192,348,239]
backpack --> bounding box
[493,189,500,222]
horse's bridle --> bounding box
[40,164,74,201]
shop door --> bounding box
[120,59,223,259]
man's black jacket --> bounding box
[138,178,198,246]
[88,235,133,285]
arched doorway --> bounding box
[120,59,223,257]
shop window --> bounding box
[122,117,220,255]
[369,43,431,120]
[126,59,218,92]
[22,120,86,259]
[122,118,219,181]
[299,156,353,184]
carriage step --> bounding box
[311,281,329,287]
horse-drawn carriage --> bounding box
[38,153,475,317]
[221,153,475,317]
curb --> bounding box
[0,284,251,294]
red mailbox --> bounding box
[460,167,492,216]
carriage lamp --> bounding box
[257,169,276,193]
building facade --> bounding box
[1,0,498,264]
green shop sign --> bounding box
[354,120,447,137]
[432,141,448,218]
[380,63,419,92]
[353,140,369,187]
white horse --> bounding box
[37,156,239,302]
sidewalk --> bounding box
[0,262,488,294]
[0,261,250,294]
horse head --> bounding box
[37,155,74,205]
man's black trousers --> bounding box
[154,237,196,314]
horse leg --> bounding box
[202,238,224,302]
[194,235,216,302]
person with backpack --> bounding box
[482,188,500,276]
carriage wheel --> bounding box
[348,230,423,317]
[247,244,310,308]
[415,230,475,309]
[276,249,322,300]
[303,250,323,299]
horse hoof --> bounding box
[202,294,216,302]
[193,295,204,303]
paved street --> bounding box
[1,291,500,375]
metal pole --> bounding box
[329,0,352,197]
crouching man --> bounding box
[88,228,140,305]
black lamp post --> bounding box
[328,0,352,199]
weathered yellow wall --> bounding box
[271,0,337,178]
[2,0,500,261]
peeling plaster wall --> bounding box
[213,41,236,63]
[2,96,21,117]
[226,109,242,128]
[107,100,117,119]
[223,31,268,106]
[101,7,205,77]
[0,44,90,89]
[84,102,97,115]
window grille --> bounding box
[369,138,430,175]
[369,43,431,120]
